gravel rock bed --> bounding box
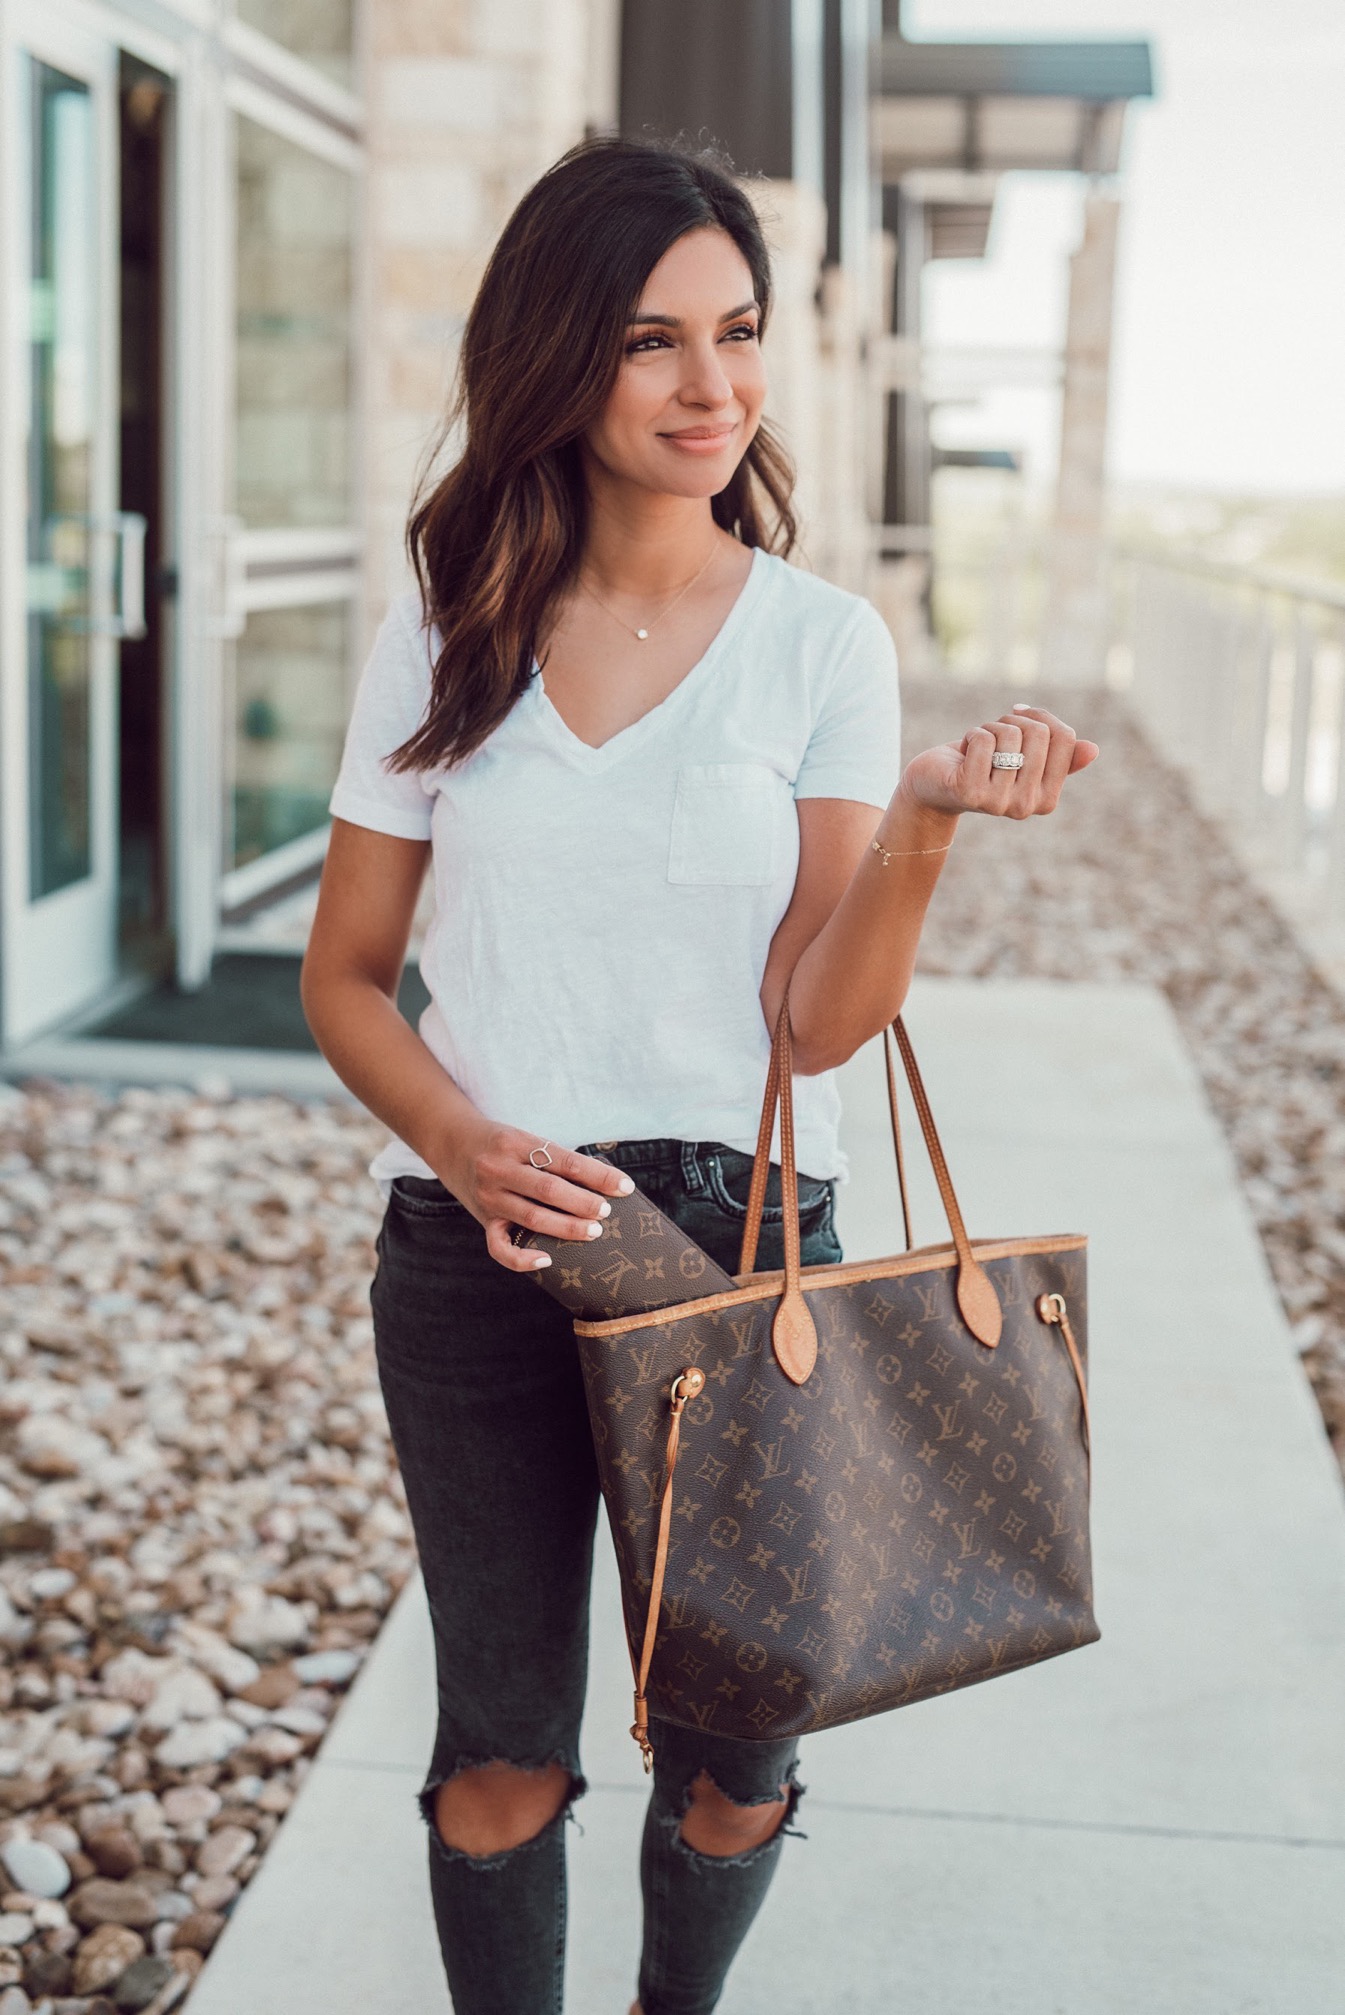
[0,681,1341,2011]
[0,1087,411,2012]
[906,683,1345,1477]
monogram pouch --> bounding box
[515,1158,736,1318]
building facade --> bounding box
[0,0,1148,1055]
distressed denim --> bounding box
[371,1139,841,2015]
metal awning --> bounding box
[876,37,1154,178]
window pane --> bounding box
[26,62,95,899]
[234,0,355,92]
[234,116,353,528]
[230,601,350,870]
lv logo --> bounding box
[751,1439,791,1480]
[729,1318,756,1360]
[951,1516,981,1561]
[777,1560,817,1605]
[628,1344,661,1383]
[849,1418,874,1459]
[1043,1496,1069,1537]
[932,1398,962,1441]
[866,1540,900,1582]
[914,1284,940,1322]
[661,1590,694,1631]
[594,1252,638,1294]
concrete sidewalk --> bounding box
[188,979,1345,2015]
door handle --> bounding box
[110,512,148,639]
[205,515,247,638]
[83,513,149,638]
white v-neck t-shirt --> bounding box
[329,548,901,1183]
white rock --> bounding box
[38,1729,111,1777]
[292,1649,359,1686]
[125,1795,170,1843]
[269,1705,326,1739]
[0,1595,31,1654]
[0,1837,70,1900]
[78,1700,136,1740]
[168,1624,260,1697]
[226,1592,308,1657]
[14,1413,108,1479]
[151,1890,195,1922]
[153,1716,246,1769]
[159,1787,220,1828]
[0,1916,32,1946]
[25,1568,76,1602]
[140,1668,222,1732]
[99,1649,173,1708]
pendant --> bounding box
[635,628,649,641]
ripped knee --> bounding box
[677,1768,791,1860]
[431,1759,574,1860]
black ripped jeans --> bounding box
[371,1138,843,2015]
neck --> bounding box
[580,470,720,595]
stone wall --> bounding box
[362,10,852,641]
[362,0,619,640]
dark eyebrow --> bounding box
[628,300,759,328]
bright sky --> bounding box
[904,0,1345,495]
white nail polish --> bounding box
[533,1254,552,1268]
[598,1200,612,1218]
[587,1221,604,1239]
[617,1176,635,1195]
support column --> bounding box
[1039,191,1121,685]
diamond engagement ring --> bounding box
[528,1142,555,1169]
[991,751,1026,771]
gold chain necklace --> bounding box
[579,542,719,643]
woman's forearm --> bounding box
[786,782,958,1073]
[302,967,488,1194]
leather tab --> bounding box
[956,1257,1002,1348]
[772,1288,818,1384]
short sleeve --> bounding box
[793,599,901,808]
[329,596,437,841]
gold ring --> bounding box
[528,1142,555,1170]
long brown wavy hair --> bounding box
[391,137,797,773]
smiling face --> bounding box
[582,225,768,502]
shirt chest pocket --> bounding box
[667,762,784,887]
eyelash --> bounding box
[625,322,759,355]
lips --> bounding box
[661,423,739,448]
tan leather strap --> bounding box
[1038,1293,1092,1462]
[769,1010,818,1381]
[737,1022,784,1279]
[629,1367,705,1770]
[883,1025,914,1254]
[888,1018,1001,1347]
[741,1000,1002,1356]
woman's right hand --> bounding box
[443,1121,635,1274]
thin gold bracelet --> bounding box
[870,837,955,866]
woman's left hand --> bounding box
[902,703,1099,821]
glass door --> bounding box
[1,7,124,1044]
[219,92,360,914]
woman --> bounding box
[302,137,1097,2015]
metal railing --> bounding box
[1109,548,1345,920]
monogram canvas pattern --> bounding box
[520,1176,736,1318]
[577,1240,1095,1742]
